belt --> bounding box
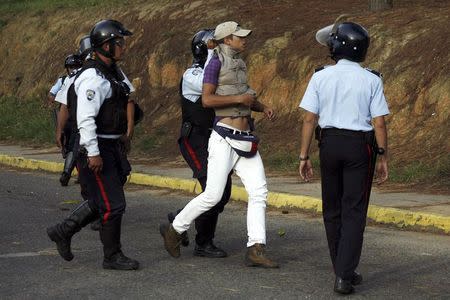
[321,128,370,138]
[216,126,252,136]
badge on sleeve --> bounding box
[86,89,95,101]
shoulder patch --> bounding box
[86,89,96,101]
[365,68,383,78]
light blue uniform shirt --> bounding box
[299,59,389,131]
[49,77,64,96]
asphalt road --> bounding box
[0,166,449,299]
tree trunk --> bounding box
[368,0,393,11]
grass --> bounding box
[133,126,167,153]
[0,94,448,187]
[0,0,125,14]
[262,150,320,174]
[263,147,450,188]
[0,95,54,144]
[0,18,7,29]
[389,156,450,185]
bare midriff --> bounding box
[219,116,250,131]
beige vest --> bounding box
[214,44,253,117]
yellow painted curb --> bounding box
[1,154,449,234]
[0,154,76,175]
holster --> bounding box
[365,131,378,170]
[180,121,192,138]
[315,125,322,146]
[78,147,88,169]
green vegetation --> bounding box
[0,19,7,29]
[0,94,448,187]
[0,95,54,144]
[0,0,125,14]
[262,147,449,187]
[390,157,450,185]
[262,149,319,174]
[133,126,167,153]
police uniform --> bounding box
[75,58,133,222]
[55,72,79,158]
[300,59,389,284]
[177,50,232,250]
[47,19,138,271]
[53,54,84,186]
[49,76,65,97]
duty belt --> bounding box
[321,128,369,138]
[191,126,212,136]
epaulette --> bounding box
[365,68,383,78]
[314,65,330,73]
[94,68,106,79]
[314,66,325,73]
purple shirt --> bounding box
[203,55,221,85]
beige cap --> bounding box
[214,21,252,40]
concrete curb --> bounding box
[1,154,449,234]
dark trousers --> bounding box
[62,123,74,155]
[79,138,130,223]
[76,159,89,201]
[178,131,231,246]
[319,132,375,280]
[66,131,88,200]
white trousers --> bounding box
[172,130,268,247]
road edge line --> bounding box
[1,154,448,234]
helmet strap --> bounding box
[95,40,116,62]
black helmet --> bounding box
[78,35,92,59]
[327,22,370,62]
[90,20,132,59]
[64,54,82,69]
[191,29,214,67]
[90,19,132,48]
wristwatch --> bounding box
[299,155,309,161]
[376,147,385,155]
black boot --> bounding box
[167,211,189,247]
[59,172,71,186]
[90,218,102,231]
[47,201,97,261]
[101,215,139,270]
[194,211,219,248]
[334,277,354,295]
[194,241,227,258]
[59,151,76,186]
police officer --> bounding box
[166,29,230,258]
[56,53,84,186]
[48,55,81,107]
[47,20,139,270]
[298,21,389,294]
[56,36,96,187]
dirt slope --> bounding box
[0,0,449,188]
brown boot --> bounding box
[245,243,279,268]
[159,223,182,258]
